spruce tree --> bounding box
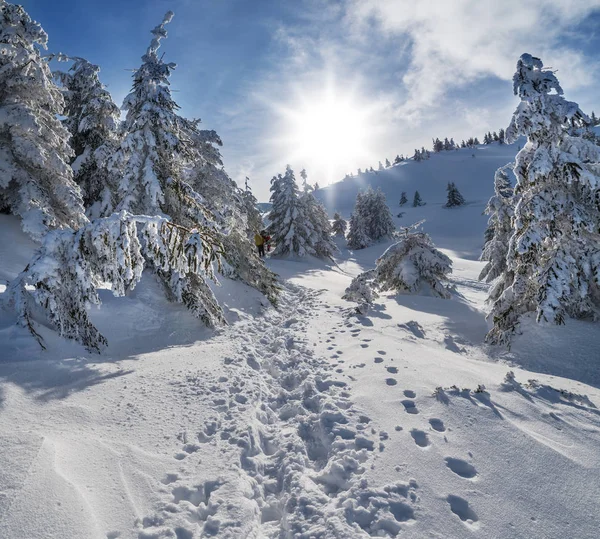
[412,191,424,207]
[0,1,87,240]
[54,56,121,216]
[479,164,514,301]
[385,158,391,167]
[378,161,384,171]
[363,187,395,241]
[486,54,600,344]
[332,212,347,237]
[498,128,505,144]
[399,192,408,206]
[394,155,401,164]
[444,182,466,207]
[346,208,370,251]
[591,111,598,126]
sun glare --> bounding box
[276,84,376,185]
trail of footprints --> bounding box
[138,286,421,538]
[396,387,480,528]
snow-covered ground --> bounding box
[1,143,600,538]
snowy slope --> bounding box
[1,142,600,538]
[316,141,522,259]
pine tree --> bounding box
[498,128,505,144]
[433,138,443,152]
[493,131,499,141]
[399,191,408,206]
[385,158,391,167]
[394,155,401,164]
[363,187,395,241]
[443,137,451,151]
[473,137,480,145]
[412,191,424,207]
[484,133,491,144]
[378,161,384,171]
[479,164,514,301]
[344,223,452,305]
[357,168,362,175]
[486,54,600,344]
[413,149,421,161]
[591,111,598,126]
[314,181,320,190]
[346,206,370,250]
[268,168,310,256]
[461,140,466,148]
[444,182,466,208]
[0,1,87,240]
[241,177,263,237]
[332,212,347,237]
[54,56,121,216]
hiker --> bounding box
[262,232,271,253]
[254,232,265,257]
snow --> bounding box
[1,142,600,538]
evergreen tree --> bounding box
[413,149,421,161]
[394,155,401,164]
[385,158,391,167]
[369,166,374,173]
[241,177,263,237]
[347,192,369,249]
[449,138,456,149]
[461,140,466,148]
[493,131,499,141]
[443,137,451,151]
[433,137,443,152]
[7,212,224,351]
[412,191,424,207]
[473,137,480,145]
[0,1,87,240]
[332,212,347,237]
[486,54,600,344]
[479,164,514,302]
[54,56,121,216]
[363,187,395,241]
[498,128,505,144]
[484,133,491,144]
[443,182,466,208]
[357,168,362,175]
[268,168,310,256]
[399,191,408,206]
[591,111,598,126]
[378,161,384,171]
[314,181,320,190]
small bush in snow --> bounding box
[343,223,452,307]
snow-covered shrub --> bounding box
[6,211,224,352]
[0,1,87,240]
[486,54,600,345]
[343,223,452,306]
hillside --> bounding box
[316,141,522,259]
[1,142,600,538]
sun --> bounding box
[276,83,375,185]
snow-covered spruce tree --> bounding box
[54,56,121,216]
[332,212,347,237]
[112,13,278,305]
[362,186,395,241]
[486,53,600,344]
[0,1,87,240]
[7,212,224,351]
[343,222,452,307]
[268,167,311,256]
[385,158,391,168]
[413,191,424,207]
[479,164,514,302]
[347,192,370,249]
[399,191,408,206]
[241,177,263,236]
[443,182,465,207]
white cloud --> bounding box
[349,0,600,114]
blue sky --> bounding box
[22,0,600,200]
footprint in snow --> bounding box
[410,429,430,448]
[447,495,479,526]
[386,366,398,374]
[377,350,387,355]
[374,357,384,363]
[401,400,419,414]
[398,321,426,339]
[429,418,446,432]
[386,378,398,386]
[445,457,477,479]
[360,344,369,348]
[403,390,416,398]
